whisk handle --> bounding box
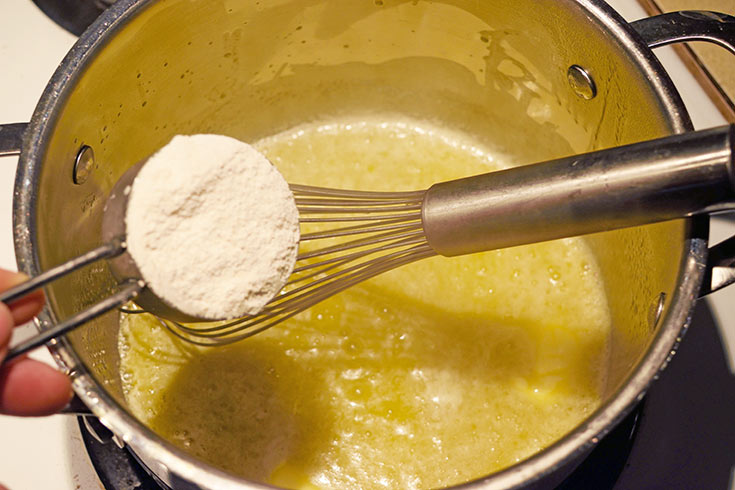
[423,125,735,256]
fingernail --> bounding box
[0,271,31,291]
[8,272,29,286]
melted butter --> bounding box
[119,119,611,490]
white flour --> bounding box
[125,134,300,320]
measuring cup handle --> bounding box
[1,239,134,363]
[0,123,27,157]
[4,279,143,364]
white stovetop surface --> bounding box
[0,0,732,489]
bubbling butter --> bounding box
[119,119,611,490]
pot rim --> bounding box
[12,0,706,488]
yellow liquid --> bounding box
[119,120,611,490]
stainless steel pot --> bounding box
[2,1,735,488]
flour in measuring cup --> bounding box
[125,134,300,320]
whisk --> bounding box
[4,124,735,356]
[156,124,735,346]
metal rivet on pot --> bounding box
[73,145,95,185]
[648,292,666,330]
[567,65,597,100]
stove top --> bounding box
[1,0,734,489]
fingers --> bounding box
[0,270,44,325]
[0,357,72,416]
[0,270,71,416]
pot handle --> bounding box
[630,11,735,54]
[0,123,27,157]
[631,11,735,296]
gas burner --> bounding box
[78,416,168,490]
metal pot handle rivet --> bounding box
[73,144,95,185]
[567,65,597,100]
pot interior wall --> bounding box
[34,0,684,467]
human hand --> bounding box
[0,270,72,416]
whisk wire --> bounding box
[290,184,425,200]
[300,217,422,240]
[297,227,425,261]
[171,240,433,337]
[292,234,428,277]
[164,243,435,345]
[153,184,434,345]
